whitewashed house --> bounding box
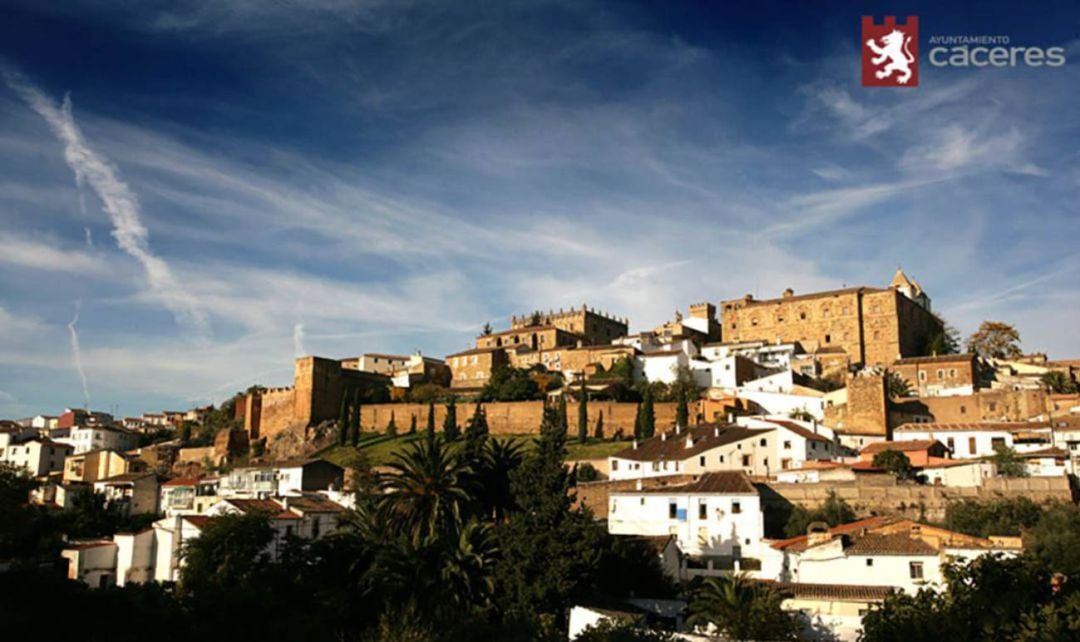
[58,425,139,455]
[608,472,765,576]
[607,425,775,480]
[218,458,344,498]
[763,516,1022,595]
[893,421,1054,459]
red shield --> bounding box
[862,16,919,87]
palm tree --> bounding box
[688,574,797,641]
[475,437,525,521]
[374,438,474,544]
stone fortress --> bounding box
[233,270,1073,449]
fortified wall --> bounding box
[361,400,680,436]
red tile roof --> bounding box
[765,581,893,602]
[614,472,758,495]
[162,477,201,487]
[771,516,893,551]
[767,420,832,443]
[861,440,944,455]
[611,424,771,462]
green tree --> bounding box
[179,512,274,596]
[558,393,569,437]
[337,394,349,446]
[783,490,856,538]
[1027,502,1080,577]
[482,321,493,336]
[426,400,437,444]
[475,438,525,522]
[633,402,643,440]
[886,371,913,398]
[967,320,1022,359]
[687,574,798,641]
[577,378,589,444]
[925,321,961,355]
[640,388,655,438]
[594,410,605,440]
[1041,371,1078,394]
[676,385,689,428]
[481,365,541,402]
[386,411,397,436]
[992,445,1028,478]
[575,619,677,641]
[350,389,361,447]
[464,403,489,460]
[409,413,417,435]
[374,438,474,545]
[944,498,1044,538]
[873,449,914,480]
[443,398,459,441]
[609,356,635,387]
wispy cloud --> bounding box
[0,231,106,275]
[3,68,208,333]
[67,300,90,408]
[293,321,306,357]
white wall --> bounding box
[609,492,764,559]
[736,389,826,421]
[895,429,1051,459]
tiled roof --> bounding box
[285,494,347,513]
[723,286,887,306]
[767,420,831,443]
[616,472,758,496]
[766,581,893,602]
[895,421,1051,433]
[845,532,938,556]
[1016,447,1069,459]
[446,346,506,358]
[771,516,894,551]
[64,539,114,551]
[183,515,213,528]
[610,424,771,462]
[861,440,943,455]
[99,472,155,484]
[225,498,303,520]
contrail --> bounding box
[68,300,91,408]
[293,322,307,357]
[3,68,208,333]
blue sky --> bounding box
[1,0,1078,418]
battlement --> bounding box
[510,303,629,328]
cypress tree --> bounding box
[350,389,361,447]
[633,402,643,440]
[464,403,489,459]
[337,393,349,446]
[676,385,689,428]
[426,400,436,443]
[443,397,459,441]
[641,388,655,438]
[386,411,397,436]
[594,409,604,440]
[577,378,588,444]
[409,414,417,434]
[558,393,569,437]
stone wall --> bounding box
[574,475,695,519]
[890,387,1049,425]
[825,373,888,435]
[258,387,297,441]
[761,475,1075,523]
[361,400,679,435]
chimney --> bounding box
[675,423,682,435]
[635,479,643,491]
[713,427,720,437]
[783,288,794,298]
[806,522,832,546]
[281,496,289,511]
[727,412,734,424]
[632,439,638,450]
[661,432,667,442]
[812,418,818,434]
[685,435,694,449]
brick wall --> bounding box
[890,387,1050,425]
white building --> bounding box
[0,437,72,477]
[608,472,766,573]
[763,516,1021,595]
[608,419,837,481]
[893,421,1054,459]
[217,458,344,498]
[58,425,139,455]
[700,340,801,371]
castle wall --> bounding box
[258,387,297,441]
[361,400,680,436]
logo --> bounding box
[862,16,918,87]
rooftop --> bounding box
[894,353,976,365]
[765,580,893,602]
[610,424,772,462]
[861,439,944,455]
[895,421,1052,433]
[613,471,758,496]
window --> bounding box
[968,437,977,453]
[947,438,955,452]
[936,369,945,380]
[918,371,927,381]
[732,501,741,514]
[825,334,831,344]
[991,437,1006,450]
[909,561,924,579]
[800,312,806,320]
[652,462,661,472]
[668,502,677,519]
[699,503,707,519]
[719,455,725,463]
[699,456,705,466]
[612,460,619,471]
[783,440,792,450]
[759,438,767,447]
[960,405,966,414]
[742,454,751,467]
[949,368,957,378]
[866,558,874,567]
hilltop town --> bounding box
[3,269,1079,641]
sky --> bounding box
[1,0,1078,419]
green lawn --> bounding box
[318,432,632,468]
